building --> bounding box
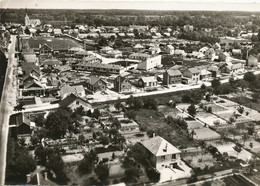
[220,62,244,75]
[114,76,132,93]
[183,25,194,32]
[106,50,123,58]
[85,76,107,92]
[60,85,85,99]
[9,112,35,136]
[68,47,85,56]
[247,55,258,67]
[25,13,41,27]
[218,52,231,62]
[182,68,200,84]
[59,93,92,111]
[208,66,220,78]
[165,45,174,55]
[163,69,182,85]
[129,53,161,71]
[100,46,114,53]
[73,62,125,74]
[140,136,181,170]
[38,44,53,56]
[138,76,158,90]
[53,28,62,36]
[200,69,212,81]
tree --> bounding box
[97,36,108,46]
[34,114,45,127]
[45,108,73,139]
[92,108,101,119]
[187,104,196,117]
[244,72,256,82]
[143,97,157,110]
[237,79,248,91]
[95,163,109,183]
[211,78,221,89]
[78,150,98,174]
[201,83,206,90]
[87,109,92,117]
[228,127,239,140]
[242,133,249,145]
[24,27,31,35]
[99,135,110,146]
[124,110,136,120]
[114,101,122,111]
[13,103,25,111]
[252,92,259,102]
[237,105,244,114]
[207,106,212,113]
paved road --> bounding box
[0,35,17,185]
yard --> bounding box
[22,37,82,50]
[135,109,198,148]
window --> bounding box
[172,154,176,159]
[76,101,79,105]
[161,156,165,160]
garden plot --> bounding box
[193,128,221,140]
[214,142,252,163]
[196,112,227,126]
[244,140,260,154]
[187,120,204,130]
[158,105,183,118]
[183,152,217,169]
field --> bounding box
[135,109,197,148]
[21,37,82,50]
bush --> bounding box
[147,168,160,182]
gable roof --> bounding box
[187,68,200,74]
[60,85,85,97]
[87,76,107,86]
[166,69,182,76]
[59,93,92,108]
[39,43,52,51]
[140,76,157,83]
[24,79,43,89]
[141,136,181,156]
[21,62,40,76]
[9,113,30,127]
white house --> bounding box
[60,85,85,99]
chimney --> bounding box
[26,174,31,183]
[163,143,168,152]
[44,172,48,180]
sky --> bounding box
[1,0,260,11]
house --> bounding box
[85,76,107,92]
[133,44,144,52]
[21,62,41,78]
[73,62,125,74]
[138,76,158,90]
[59,93,92,111]
[9,112,35,136]
[218,52,231,62]
[182,68,200,84]
[60,85,85,99]
[165,45,174,55]
[40,58,61,67]
[82,56,102,63]
[53,28,62,36]
[247,55,258,67]
[74,51,92,59]
[140,136,181,170]
[183,25,194,32]
[200,69,212,81]
[232,49,242,56]
[107,50,123,58]
[174,49,186,56]
[150,27,158,33]
[149,46,161,55]
[39,44,53,56]
[114,76,132,93]
[68,47,85,56]
[23,53,38,63]
[163,69,182,85]
[208,65,220,78]
[100,46,114,53]
[205,48,215,60]
[220,62,244,75]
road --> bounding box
[0,35,17,185]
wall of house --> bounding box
[138,55,161,70]
[93,81,106,92]
[155,153,181,170]
[68,99,92,111]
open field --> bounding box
[22,37,82,50]
[135,109,197,148]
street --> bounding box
[0,35,17,185]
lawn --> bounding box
[22,37,82,50]
[135,109,197,149]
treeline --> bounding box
[1,9,260,29]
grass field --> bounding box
[135,109,197,148]
[22,37,82,50]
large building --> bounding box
[129,53,162,71]
[25,13,41,27]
